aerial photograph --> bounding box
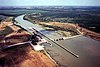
[0,0,100,67]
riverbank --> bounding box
[0,17,58,67]
[0,19,30,46]
[24,15,79,38]
[14,14,100,67]
[24,15,100,41]
[76,24,100,41]
[0,44,57,67]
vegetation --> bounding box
[0,6,100,33]
[25,7,100,33]
[0,26,13,36]
[38,22,78,35]
[0,15,7,22]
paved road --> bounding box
[15,15,100,67]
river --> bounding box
[15,15,100,67]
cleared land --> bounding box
[38,22,78,36]
[0,44,57,67]
[0,17,57,67]
[0,21,30,46]
[24,15,100,41]
[40,22,100,41]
